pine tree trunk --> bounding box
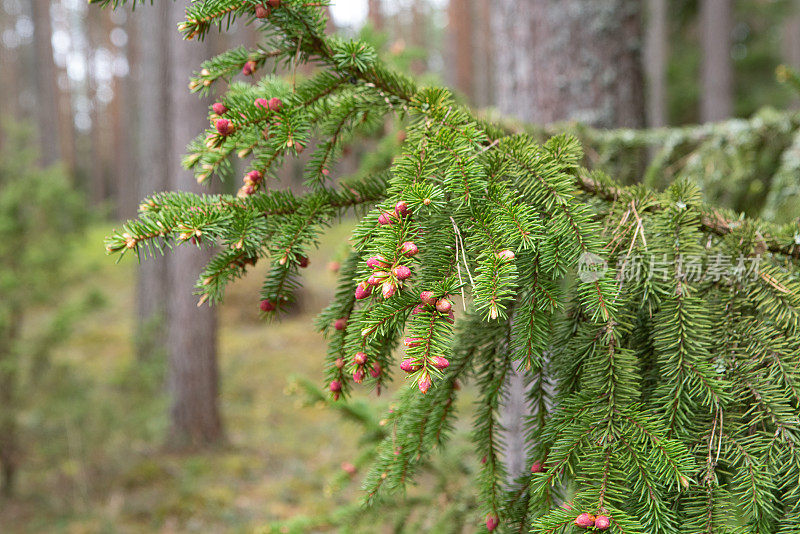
[31,0,62,166]
[473,0,494,108]
[368,0,383,30]
[784,0,800,108]
[491,0,645,482]
[165,1,223,448]
[492,0,645,128]
[645,0,668,127]
[134,1,170,362]
[700,0,733,122]
[448,0,474,102]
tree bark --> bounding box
[134,1,171,363]
[491,0,645,482]
[784,0,800,108]
[165,1,223,448]
[368,0,383,30]
[700,0,733,122]
[645,0,668,127]
[492,0,645,128]
[31,0,62,166]
[448,0,474,102]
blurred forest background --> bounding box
[1,0,799,532]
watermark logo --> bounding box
[578,252,609,283]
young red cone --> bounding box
[370,362,381,378]
[381,280,396,299]
[574,513,596,528]
[403,337,423,348]
[366,255,389,269]
[355,281,372,300]
[298,255,309,268]
[255,97,269,110]
[400,241,418,257]
[486,515,499,532]
[417,373,432,394]
[393,265,412,280]
[400,359,420,373]
[594,516,611,530]
[420,291,436,305]
[352,368,365,383]
[334,317,347,331]
[394,200,410,217]
[329,380,342,393]
[268,97,283,111]
[430,356,449,370]
[335,357,345,369]
[497,249,515,261]
[353,352,367,365]
[259,299,275,312]
[212,102,227,115]
[254,4,270,18]
[215,118,234,136]
[530,461,545,473]
[436,298,452,313]
[242,60,257,76]
[377,212,393,225]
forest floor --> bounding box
[0,221,444,533]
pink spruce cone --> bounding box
[329,380,342,392]
[400,359,419,373]
[497,249,515,261]
[370,362,381,378]
[268,97,283,111]
[417,374,432,394]
[377,212,393,226]
[334,357,345,369]
[352,369,365,383]
[255,97,269,110]
[366,255,389,269]
[353,352,367,365]
[212,102,227,115]
[430,356,449,370]
[594,516,611,530]
[393,265,412,280]
[420,291,436,305]
[242,60,257,76]
[486,515,499,532]
[334,317,347,331]
[574,513,596,528]
[400,241,418,257]
[394,201,410,217]
[403,337,423,348]
[381,280,396,299]
[245,170,263,184]
[254,4,270,18]
[355,281,372,300]
[215,118,234,136]
[530,461,545,473]
[436,298,452,313]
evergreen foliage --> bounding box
[101,1,800,531]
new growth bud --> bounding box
[393,265,412,280]
[259,299,275,312]
[242,60,257,76]
[574,513,596,528]
[215,118,234,136]
[400,241,418,257]
[212,102,227,115]
[594,516,611,530]
[355,281,372,300]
